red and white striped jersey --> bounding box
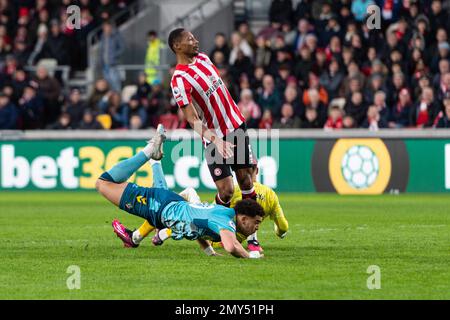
[170,52,245,138]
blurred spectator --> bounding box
[293,19,312,52]
[35,65,61,125]
[209,32,230,64]
[145,30,164,85]
[63,89,87,127]
[435,91,450,128]
[129,114,144,130]
[0,92,18,129]
[230,49,253,83]
[410,87,440,128]
[238,88,261,129]
[273,102,301,128]
[136,72,152,100]
[46,112,72,130]
[320,58,344,100]
[89,78,109,111]
[300,106,321,128]
[99,20,124,92]
[78,110,103,130]
[96,0,118,21]
[294,46,314,86]
[344,91,367,126]
[229,32,253,65]
[237,22,256,50]
[429,0,448,36]
[389,88,412,128]
[99,91,125,129]
[324,105,343,130]
[122,94,147,129]
[283,84,302,118]
[28,24,50,66]
[303,72,328,106]
[259,109,273,129]
[304,88,327,126]
[257,74,282,117]
[254,36,272,69]
[47,19,69,65]
[342,115,356,129]
[18,84,44,129]
[269,0,293,24]
[373,91,390,123]
[147,82,165,127]
[362,105,388,130]
[11,68,29,103]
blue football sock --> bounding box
[107,151,149,183]
[151,161,168,189]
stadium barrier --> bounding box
[0,129,449,193]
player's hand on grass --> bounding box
[215,139,235,159]
[274,224,287,239]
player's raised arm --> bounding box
[181,103,234,158]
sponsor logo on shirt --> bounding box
[205,78,223,99]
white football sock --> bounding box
[149,159,160,166]
[142,143,154,159]
[132,230,143,244]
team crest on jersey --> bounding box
[214,168,222,176]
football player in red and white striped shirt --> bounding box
[168,29,259,240]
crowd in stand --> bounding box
[2,0,450,130]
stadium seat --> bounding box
[96,114,113,129]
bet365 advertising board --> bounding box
[0,138,449,193]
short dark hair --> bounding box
[168,28,185,53]
[234,199,264,218]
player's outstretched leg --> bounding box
[96,126,166,202]
[97,126,166,247]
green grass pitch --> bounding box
[0,192,448,299]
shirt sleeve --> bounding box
[171,75,192,108]
[208,209,236,234]
[268,189,284,221]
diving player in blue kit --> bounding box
[95,125,264,258]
